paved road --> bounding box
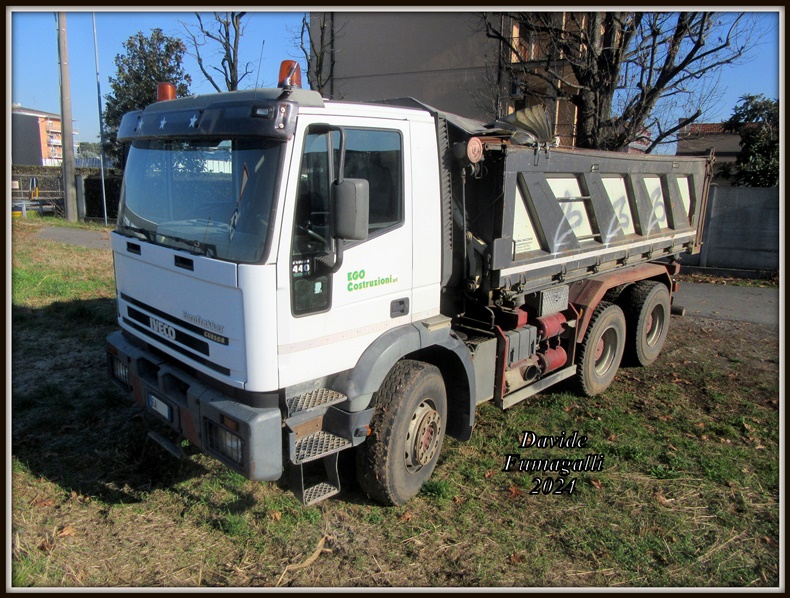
[38,226,112,251]
[673,281,780,327]
[37,226,780,327]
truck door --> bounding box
[276,117,413,387]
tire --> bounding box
[356,360,447,506]
[621,281,671,367]
[574,302,626,397]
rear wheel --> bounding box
[575,302,626,396]
[621,281,671,366]
[356,360,447,506]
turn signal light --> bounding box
[220,415,239,433]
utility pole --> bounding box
[92,13,108,225]
[57,12,78,222]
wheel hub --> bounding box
[645,305,665,347]
[405,400,442,472]
[595,327,618,376]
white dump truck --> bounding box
[107,62,712,505]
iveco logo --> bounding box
[149,317,176,340]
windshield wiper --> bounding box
[120,224,154,243]
[156,232,217,258]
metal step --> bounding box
[286,388,347,418]
[302,481,340,506]
[293,430,351,465]
[290,452,344,506]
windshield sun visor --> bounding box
[118,98,297,142]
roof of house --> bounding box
[677,121,741,157]
[682,123,728,135]
[12,105,61,119]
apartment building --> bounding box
[307,12,589,148]
[11,105,78,166]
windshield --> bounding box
[117,138,283,263]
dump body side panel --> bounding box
[481,146,709,295]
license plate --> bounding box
[148,393,172,421]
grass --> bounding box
[9,217,781,588]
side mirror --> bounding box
[333,178,369,241]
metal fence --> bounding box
[11,173,65,217]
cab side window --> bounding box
[341,129,403,237]
[291,130,332,315]
[290,126,404,316]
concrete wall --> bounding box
[680,186,780,272]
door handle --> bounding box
[390,298,410,318]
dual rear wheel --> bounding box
[575,281,671,396]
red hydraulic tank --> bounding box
[535,312,567,339]
[537,346,567,374]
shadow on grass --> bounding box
[11,298,220,506]
[12,297,382,512]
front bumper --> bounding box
[106,330,283,481]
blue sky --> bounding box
[10,9,306,142]
[8,9,782,145]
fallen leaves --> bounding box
[36,525,77,553]
[70,491,90,504]
[508,552,526,565]
[38,539,55,553]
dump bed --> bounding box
[379,98,712,297]
[469,144,712,293]
[415,107,714,297]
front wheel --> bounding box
[356,360,447,506]
[574,302,626,397]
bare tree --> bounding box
[293,12,343,97]
[466,48,509,121]
[483,12,760,152]
[182,12,253,92]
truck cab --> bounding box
[107,67,471,505]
